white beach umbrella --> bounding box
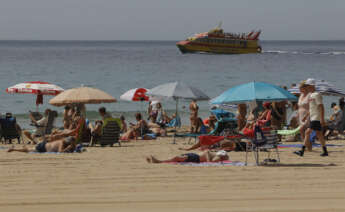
[147,81,209,143]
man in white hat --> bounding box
[295,78,328,157]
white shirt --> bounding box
[35,117,48,135]
[309,92,323,121]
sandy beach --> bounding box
[1,134,345,212]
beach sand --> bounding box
[1,134,345,212]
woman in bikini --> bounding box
[189,99,199,133]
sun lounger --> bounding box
[166,116,181,128]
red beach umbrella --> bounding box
[120,88,149,102]
[6,81,64,108]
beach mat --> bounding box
[278,143,344,148]
[168,160,247,167]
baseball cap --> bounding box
[305,78,316,86]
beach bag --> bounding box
[253,125,267,146]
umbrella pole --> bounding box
[173,98,178,144]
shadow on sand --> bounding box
[262,163,337,167]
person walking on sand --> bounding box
[294,78,328,157]
[297,81,312,144]
[189,99,199,133]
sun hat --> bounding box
[216,150,227,157]
[305,78,316,86]
[299,80,307,88]
[150,100,160,106]
[263,102,271,108]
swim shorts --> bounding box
[181,153,200,163]
[310,121,322,131]
[35,141,47,153]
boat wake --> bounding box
[263,50,345,55]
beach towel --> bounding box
[28,144,86,154]
[168,160,247,167]
[277,126,301,136]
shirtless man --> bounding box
[146,150,229,164]
[7,136,76,153]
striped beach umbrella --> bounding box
[288,80,345,97]
[120,88,149,102]
[6,81,64,107]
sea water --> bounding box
[0,40,344,127]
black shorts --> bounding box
[35,141,47,153]
[181,153,200,163]
[310,121,322,131]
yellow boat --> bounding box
[177,25,262,54]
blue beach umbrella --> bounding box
[211,81,297,105]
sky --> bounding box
[0,0,344,40]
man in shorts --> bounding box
[7,136,76,153]
[295,78,328,157]
[146,150,229,164]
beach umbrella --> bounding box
[6,81,64,110]
[211,81,297,105]
[120,87,150,114]
[147,81,209,143]
[49,86,116,106]
[120,88,149,102]
[288,79,345,97]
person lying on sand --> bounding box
[7,136,76,153]
[178,137,246,152]
[146,150,229,163]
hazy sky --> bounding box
[0,0,344,40]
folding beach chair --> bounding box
[245,126,280,166]
[0,114,21,144]
[43,110,58,135]
[29,111,43,125]
[90,117,121,147]
[209,109,238,136]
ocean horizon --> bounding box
[1,40,344,127]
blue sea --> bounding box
[0,40,344,127]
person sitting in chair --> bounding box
[121,113,150,140]
[23,109,53,144]
[88,107,112,138]
[324,102,343,139]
